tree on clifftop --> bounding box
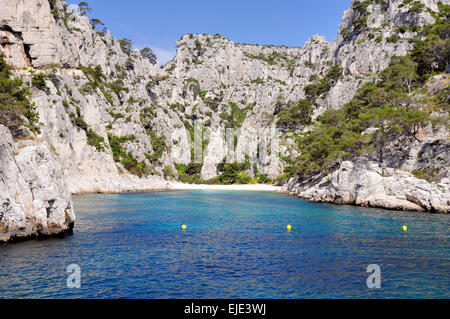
[141,48,157,65]
[78,2,91,15]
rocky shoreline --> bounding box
[1,0,449,243]
[282,157,450,214]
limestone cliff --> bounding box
[0,125,75,241]
[0,0,448,225]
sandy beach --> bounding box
[168,183,282,192]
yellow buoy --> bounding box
[182,225,187,230]
[287,225,292,231]
[402,225,407,232]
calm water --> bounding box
[0,191,449,299]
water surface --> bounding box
[0,191,449,298]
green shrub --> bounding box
[386,34,400,43]
[0,58,39,134]
[32,73,49,91]
[304,65,343,102]
[145,131,167,164]
[276,99,313,130]
[220,102,253,128]
[86,129,105,152]
[119,38,133,55]
[109,111,125,119]
[175,163,205,184]
[108,133,148,177]
[163,166,174,179]
[211,162,251,185]
[72,116,88,131]
[283,49,437,180]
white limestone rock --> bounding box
[0,125,75,242]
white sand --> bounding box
[168,183,282,192]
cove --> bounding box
[0,190,448,299]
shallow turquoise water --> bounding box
[0,190,449,299]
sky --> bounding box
[77,0,351,64]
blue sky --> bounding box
[79,0,350,64]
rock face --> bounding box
[1,0,445,184]
[0,0,448,240]
[283,158,450,213]
[0,125,75,242]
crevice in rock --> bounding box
[0,25,21,38]
[46,199,56,218]
[23,43,34,68]
[0,25,34,67]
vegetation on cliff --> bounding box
[283,3,449,180]
[0,58,39,135]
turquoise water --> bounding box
[0,190,449,299]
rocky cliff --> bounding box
[0,125,75,242]
[0,0,449,234]
[283,157,450,213]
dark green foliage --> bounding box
[400,0,425,12]
[341,27,351,40]
[282,45,442,180]
[220,102,252,128]
[175,160,266,185]
[163,166,174,179]
[276,99,313,130]
[119,38,133,55]
[411,3,450,80]
[0,58,39,135]
[379,55,419,93]
[80,65,105,90]
[251,77,264,84]
[80,65,127,104]
[386,34,400,43]
[183,78,201,99]
[145,131,167,164]
[125,58,134,71]
[78,2,91,15]
[304,65,343,102]
[141,47,157,64]
[211,162,252,185]
[244,51,297,73]
[31,73,49,92]
[282,6,450,179]
[48,0,60,19]
[175,163,204,184]
[70,106,104,152]
[72,116,88,131]
[352,0,372,29]
[108,134,148,177]
[412,36,450,80]
[107,79,128,95]
[140,106,156,130]
[146,75,169,91]
[86,129,105,152]
[90,18,106,34]
[109,111,125,119]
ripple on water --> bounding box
[0,190,449,299]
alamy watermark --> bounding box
[366,264,381,289]
[172,120,281,165]
[66,264,81,289]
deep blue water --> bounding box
[0,190,449,299]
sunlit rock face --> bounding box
[0,0,448,241]
[0,125,75,242]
